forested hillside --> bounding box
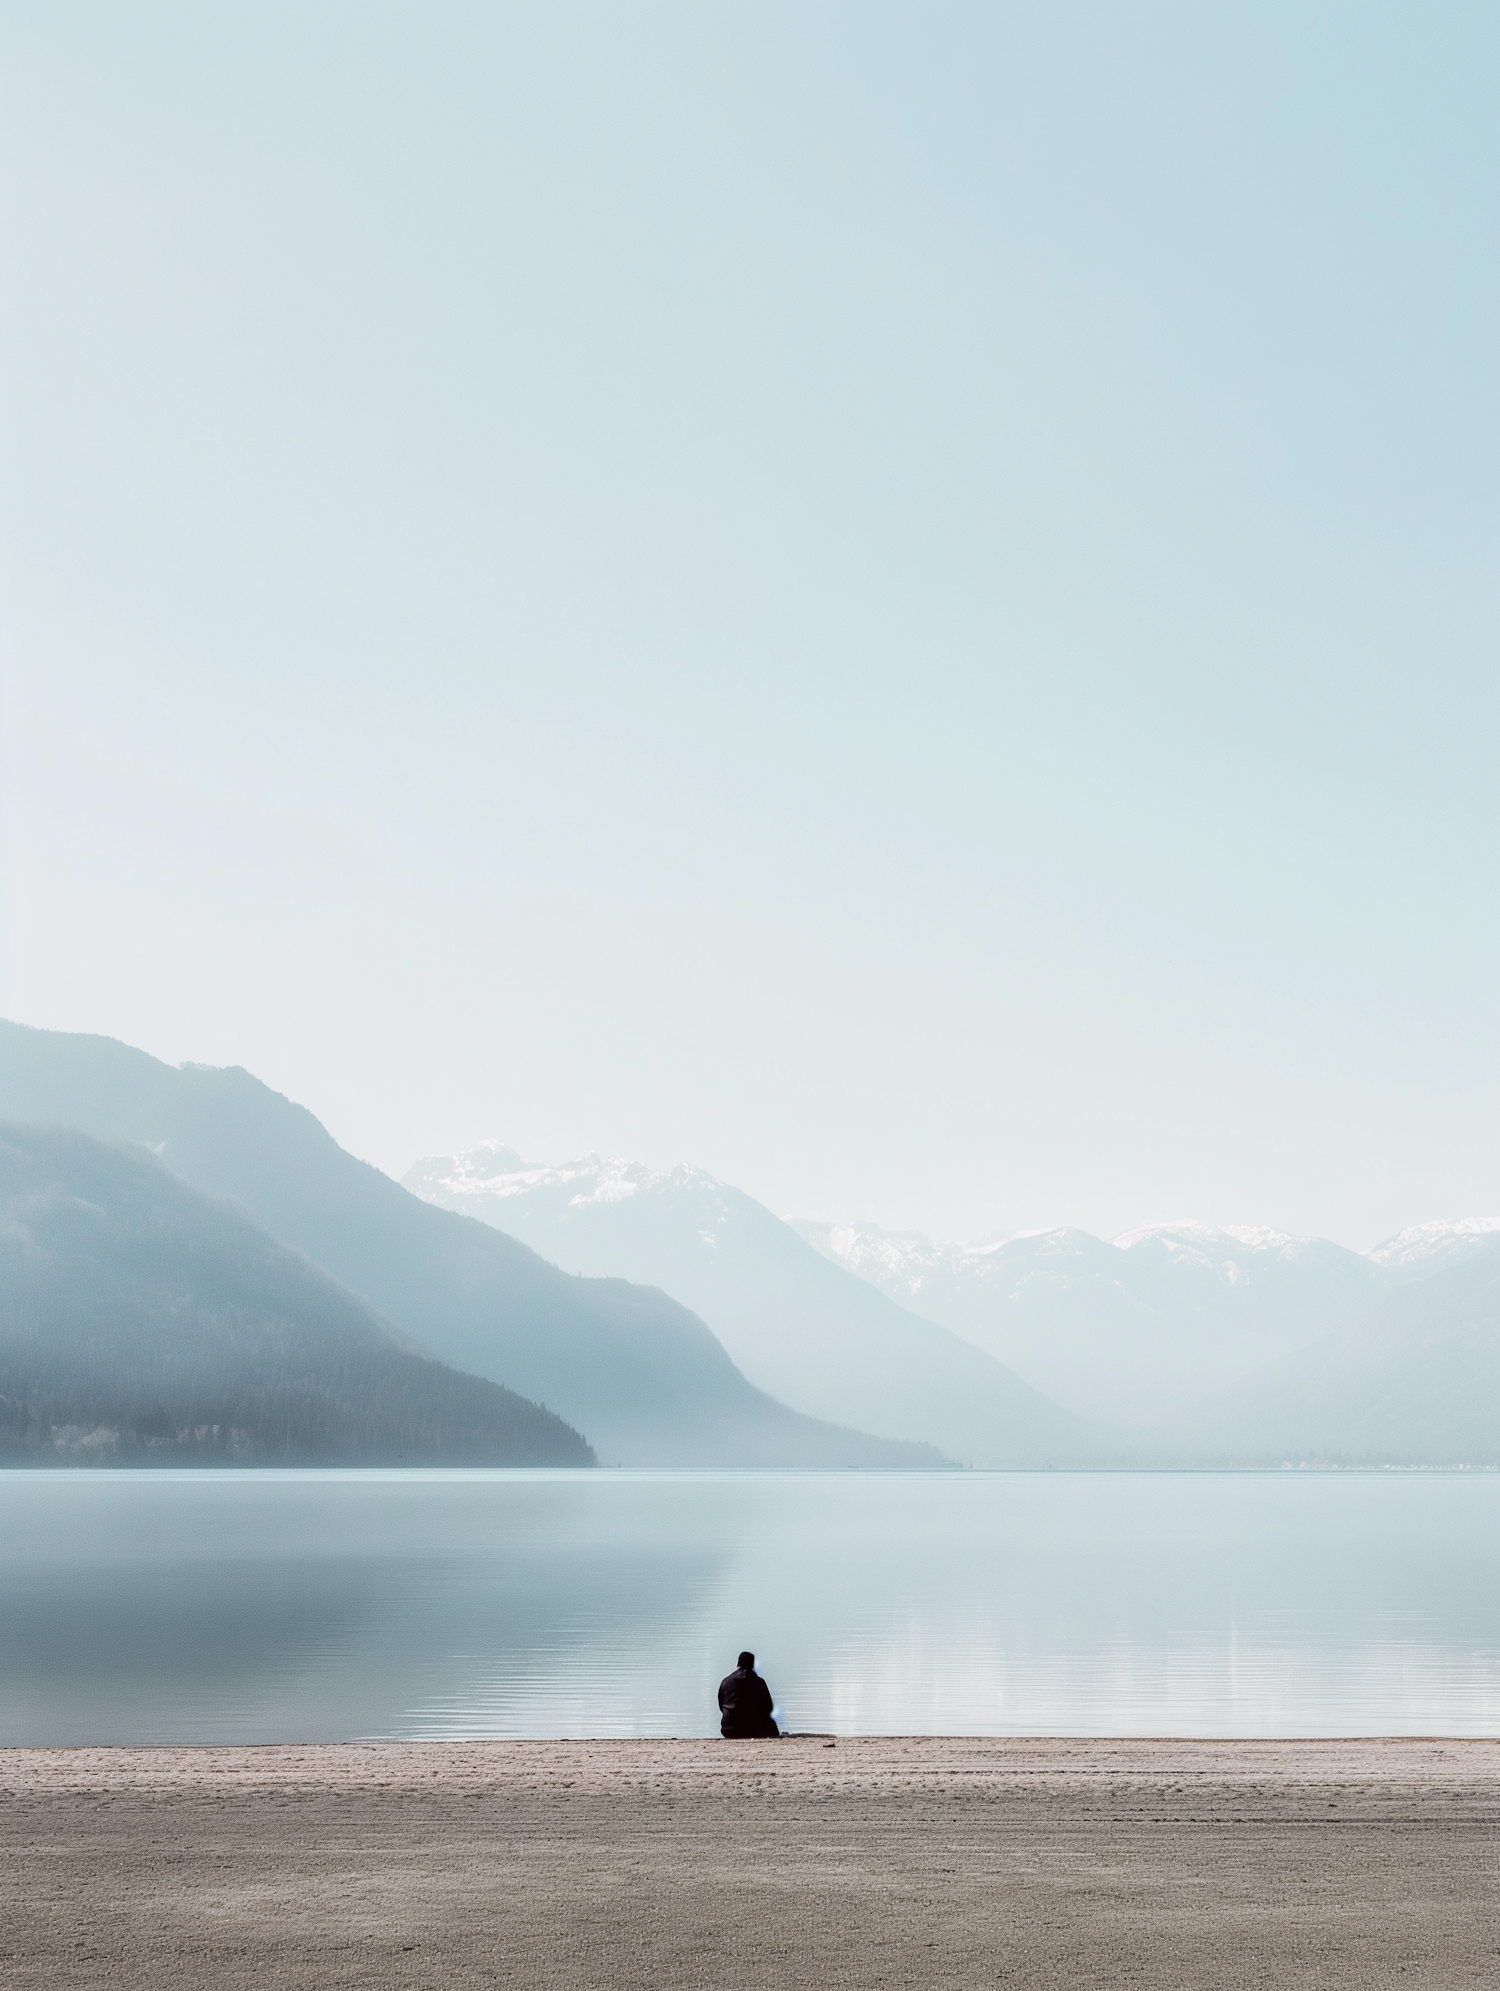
[0,1124,593,1466]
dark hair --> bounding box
[737,1650,755,1669]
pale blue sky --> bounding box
[2,2,1496,1244]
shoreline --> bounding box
[7,1733,1500,1780]
[7,1731,1500,1775]
[8,1739,1497,1988]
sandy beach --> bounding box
[4,1738,1497,1988]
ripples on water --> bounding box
[2,1469,1498,1743]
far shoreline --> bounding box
[6,1459,1500,1472]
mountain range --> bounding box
[9,1014,1500,1469]
[793,1219,1376,1422]
[0,1022,941,1468]
[401,1146,1102,1465]
[407,1141,1500,1464]
[794,1215,1500,1425]
[1189,1242,1500,1464]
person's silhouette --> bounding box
[718,1650,779,1738]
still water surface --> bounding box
[3,1469,1499,1743]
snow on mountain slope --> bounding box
[1115,1219,1320,1268]
[407,1141,1500,1446]
[1367,1218,1500,1283]
[402,1147,1101,1465]
[792,1216,1386,1423]
[790,1220,1020,1309]
[408,1142,664,1209]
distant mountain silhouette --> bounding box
[0,1123,591,1465]
[1188,1239,1500,1465]
[0,1022,941,1467]
[403,1146,1106,1466]
[794,1217,1388,1423]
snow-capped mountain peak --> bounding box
[398,1143,1095,1464]
[400,1139,1500,1444]
[405,1143,732,1212]
[403,1147,747,1257]
[1109,1219,1322,1284]
[1112,1218,1300,1255]
[1366,1217,1500,1281]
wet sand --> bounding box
[4,1738,1498,1988]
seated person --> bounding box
[718,1650,779,1738]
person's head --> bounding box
[737,1650,755,1671]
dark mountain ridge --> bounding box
[0,1123,592,1466]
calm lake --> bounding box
[3,1468,1499,1744]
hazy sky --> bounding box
[2,2,1496,1246]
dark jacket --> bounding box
[718,1664,778,1738]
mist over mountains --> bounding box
[794,1219,1375,1423]
[0,1021,942,1468]
[1191,1242,1500,1464]
[408,1139,1500,1465]
[402,1147,1100,1467]
[0,1124,591,1466]
[795,1215,1500,1426]
[7,1014,1500,1471]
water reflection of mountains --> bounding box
[6,1472,1500,1743]
[0,1477,731,1743]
